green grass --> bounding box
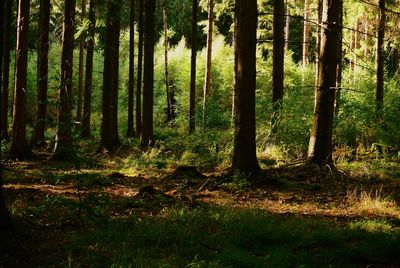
[34,205,400,268]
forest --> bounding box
[0,0,400,266]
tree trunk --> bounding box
[307,0,341,166]
[284,1,290,51]
[314,0,322,86]
[335,0,343,117]
[100,0,121,152]
[140,0,155,148]
[76,0,86,122]
[81,0,95,138]
[302,0,311,68]
[272,0,285,109]
[163,0,173,123]
[202,0,214,121]
[52,0,76,160]
[231,0,260,174]
[136,0,144,137]
[1,0,12,139]
[31,0,51,147]
[376,0,385,112]
[127,0,136,137]
[10,0,31,159]
[189,0,198,134]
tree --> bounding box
[284,1,290,51]
[52,0,76,160]
[100,0,121,152]
[163,0,174,123]
[335,0,343,116]
[189,0,198,133]
[31,0,51,147]
[307,0,341,166]
[1,0,12,139]
[81,0,96,137]
[231,0,260,174]
[140,0,156,148]
[10,0,31,159]
[272,0,285,110]
[302,0,311,69]
[376,0,385,112]
[202,0,214,120]
[127,0,136,137]
[76,0,86,122]
[136,0,144,137]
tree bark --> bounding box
[1,0,12,139]
[376,0,385,112]
[127,0,136,137]
[52,0,76,160]
[335,0,343,117]
[100,0,121,152]
[314,0,322,86]
[31,0,51,147]
[10,0,31,159]
[231,0,260,174]
[302,0,311,67]
[284,1,290,51]
[76,0,86,122]
[272,0,285,109]
[189,0,198,134]
[202,0,214,120]
[81,0,95,138]
[140,0,155,148]
[163,0,173,123]
[136,0,144,137]
[307,0,341,166]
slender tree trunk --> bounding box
[81,0,95,137]
[140,0,155,148]
[100,0,121,152]
[364,22,369,62]
[127,0,136,137]
[272,0,285,109]
[314,0,322,86]
[308,0,341,166]
[31,0,51,147]
[10,0,31,159]
[302,0,311,79]
[353,19,360,81]
[76,0,86,122]
[52,0,76,160]
[189,0,198,133]
[376,0,385,112]
[335,0,343,116]
[284,1,290,51]
[163,0,173,123]
[1,0,12,139]
[202,0,214,121]
[136,0,144,137]
[231,0,260,174]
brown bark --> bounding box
[140,0,155,148]
[231,0,260,174]
[81,0,95,138]
[136,0,144,137]
[202,0,214,119]
[189,0,198,134]
[100,0,121,152]
[376,0,385,111]
[314,0,322,86]
[284,2,290,51]
[302,0,311,67]
[127,0,136,137]
[52,0,76,160]
[10,0,31,159]
[76,0,86,122]
[272,0,285,108]
[163,0,173,123]
[31,0,51,147]
[335,0,343,116]
[308,0,341,166]
[1,0,12,139]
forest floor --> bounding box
[1,145,400,267]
